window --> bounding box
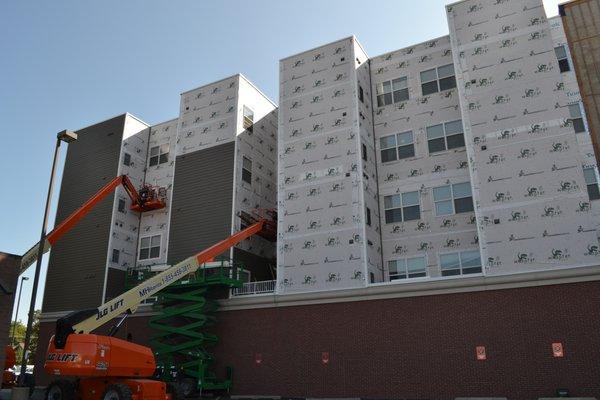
[420,64,456,95]
[426,120,465,153]
[380,131,415,162]
[440,250,482,276]
[362,143,367,161]
[370,272,375,283]
[376,77,409,107]
[555,45,570,73]
[569,103,585,133]
[123,153,131,166]
[139,235,161,260]
[433,182,474,216]
[384,191,420,223]
[366,207,372,226]
[243,106,254,132]
[359,85,364,103]
[118,199,126,213]
[584,167,600,201]
[242,156,252,184]
[149,144,169,167]
[111,249,120,264]
[389,256,427,280]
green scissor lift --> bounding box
[126,259,247,395]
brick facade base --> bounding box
[36,281,600,399]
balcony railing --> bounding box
[232,280,276,296]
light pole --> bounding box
[10,276,29,345]
[18,129,77,385]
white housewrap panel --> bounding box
[106,115,149,275]
[277,37,371,293]
[447,0,600,274]
[138,118,178,267]
[370,36,476,281]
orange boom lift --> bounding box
[20,175,167,275]
[2,345,17,388]
[42,206,276,400]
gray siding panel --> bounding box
[168,142,234,264]
[233,248,275,281]
[105,267,126,302]
[42,115,125,313]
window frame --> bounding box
[420,63,456,95]
[584,167,600,201]
[242,156,252,184]
[118,198,126,213]
[426,120,465,154]
[433,182,474,216]
[388,256,427,281]
[111,249,120,264]
[380,131,415,163]
[376,76,409,107]
[139,234,161,261]
[243,105,254,132]
[149,144,170,167]
[439,249,482,277]
[383,191,421,224]
[555,45,571,73]
[569,103,586,133]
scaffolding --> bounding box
[127,260,247,394]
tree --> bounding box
[28,310,40,364]
[8,310,40,365]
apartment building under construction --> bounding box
[32,0,600,398]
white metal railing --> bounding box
[232,280,276,296]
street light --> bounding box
[10,276,29,345]
[18,130,77,385]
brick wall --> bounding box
[36,281,600,399]
[0,252,21,374]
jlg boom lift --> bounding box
[19,174,167,275]
[5,175,165,391]
[44,211,276,400]
[21,173,277,400]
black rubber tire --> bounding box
[176,377,197,397]
[24,373,36,396]
[166,381,186,400]
[46,379,75,400]
[101,383,133,400]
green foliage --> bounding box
[8,310,40,365]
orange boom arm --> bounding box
[20,175,166,273]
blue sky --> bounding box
[1,0,560,324]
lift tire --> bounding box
[166,382,186,400]
[24,373,36,396]
[177,377,197,397]
[46,379,75,400]
[101,383,132,400]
